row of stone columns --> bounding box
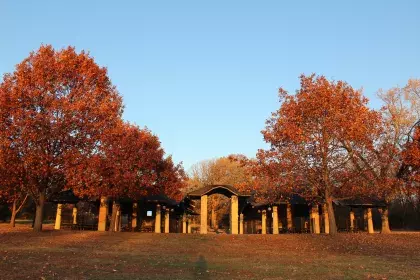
[200,194,240,234]
[56,200,377,234]
[154,204,172,233]
[54,203,78,230]
[260,204,293,234]
[258,204,329,234]
[348,208,374,233]
[96,198,175,233]
[181,214,193,233]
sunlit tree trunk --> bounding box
[325,184,337,235]
[380,207,391,234]
[211,206,217,229]
[326,197,337,234]
[10,200,17,228]
[322,139,337,235]
[33,192,45,232]
[109,201,120,232]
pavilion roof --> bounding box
[333,197,387,208]
[49,190,80,204]
[187,185,251,198]
[141,194,178,207]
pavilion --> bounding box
[49,185,386,234]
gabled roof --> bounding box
[187,185,251,198]
[247,193,308,207]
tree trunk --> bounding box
[33,193,45,232]
[326,196,338,235]
[10,195,28,228]
[380,207,391,234]
[10,200,17,227]
[109,201,120,232]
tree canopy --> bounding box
[0,45,186,231]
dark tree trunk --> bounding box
[10,200,17,227]
[380,207,391,234]
[33,193,45,232]
[10,195,28,228]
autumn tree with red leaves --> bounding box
[155,155,187,202]
[0,45,123,231]
[402,127,420,195]
[342,80,420,233]
[259,74,381,234]
[67,122,186,232]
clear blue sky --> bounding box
[1,0,420,171]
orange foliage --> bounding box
[256,74,382,233]
[67,122,186,202]
[0,45,124,230]
[402,127,420,195]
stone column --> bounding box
[231,195,239,234]
[98,196,108,231]
[363,208,368,231]
[117,208,122,232]
[239,213,244,234]
[54,203,62,230]
[273,206,279,234]
[72,206,77,225]
[187,218,192,233]
[182,214,187,233]
[323,204,330,234]
[261,210,267,234]
[155,204,161,233]
[349,209,355,231]
[367,208,374,234]
[311,205,320,234]
[131,202,138,230]
[286,204,293,231]
[200,195,208,234]
[164,208,170,233]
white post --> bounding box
[273,206,279,234]
[164,208,170,233]
[201,195,208,234]
[98,196,108,232]
[261,210,267,234]
[231,195,239,234]
[182,214,187,233]
[239,213,244,234]
[54,203,62,230]
[367,208,374,234]
[72,206,77,225]
[155,204,161,233]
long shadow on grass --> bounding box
[193,255,210,280]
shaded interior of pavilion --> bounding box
[50,185,386,234]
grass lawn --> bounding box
[0,224,419,280]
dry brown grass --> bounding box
[0,224,419,280]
